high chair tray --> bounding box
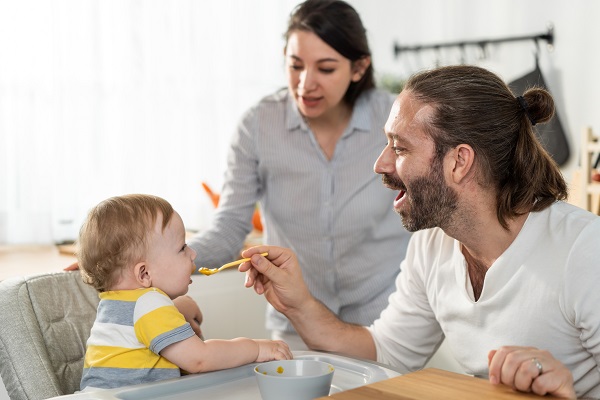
[51,351,402,399]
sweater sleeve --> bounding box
[367,230,444,372]
[187,105,262,269]
[562,217,600,392]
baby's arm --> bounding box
[160,336,292,373]
[172,295,203,339]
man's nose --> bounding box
[374,146,394,175]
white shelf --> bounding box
[581,127,600,214]
[587,184,600,194]
[587,142,600,152]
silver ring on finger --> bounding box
[532,358,543,376]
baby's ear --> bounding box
[134,262,152,288]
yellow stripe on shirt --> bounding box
[134,305,188,347]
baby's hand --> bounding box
[254,339,293,362]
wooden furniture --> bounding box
[580,127,600,215]
[0,245,76,281]
[319,368,559,400]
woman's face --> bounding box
[285,30,363,122]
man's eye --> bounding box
[392,147,405,155]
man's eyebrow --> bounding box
[383,131,402,143]
[387,132,414,148]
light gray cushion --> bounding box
[0,271,99,400]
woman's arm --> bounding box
[187,111,261,269]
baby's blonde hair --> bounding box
[77,194,174,292]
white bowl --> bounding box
[254,359,335,400]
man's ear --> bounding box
[447,143,475,184]
[134,262,152,288]
[351,56,371,82]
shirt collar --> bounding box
[285,89,372,134]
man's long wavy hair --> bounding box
[404,65,567,229]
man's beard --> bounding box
[382,160,458,232]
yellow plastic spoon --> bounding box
[198,252,269,276]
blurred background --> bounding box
[1,0,599,244]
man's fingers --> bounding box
[250,252,278,278]
[487,350,496,366]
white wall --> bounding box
[1,1,597,244]
[187,270,270,341]
[351,0,600,186]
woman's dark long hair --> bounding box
[285,0,375,106]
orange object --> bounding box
[201,182,220,208]
[252,207,263,231]
[201,182,263,232]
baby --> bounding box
[78,194,291,390]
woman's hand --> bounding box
[64,261,79,271]
[488,346,576,398]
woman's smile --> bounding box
[300,95,323,107]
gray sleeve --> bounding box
[187,106,262,269]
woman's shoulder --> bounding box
[239,88,289,120]
[356,88,396,114]
[254,87,289,108]
[365,87,397,100]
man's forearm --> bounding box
[286,297,377,360]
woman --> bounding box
[188,0,411,349]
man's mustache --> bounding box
[381,174,405,191]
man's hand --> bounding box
[238,245,376,359]
[239,246,311,315]
[488,346,576,398]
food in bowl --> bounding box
[254,359,335,400]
